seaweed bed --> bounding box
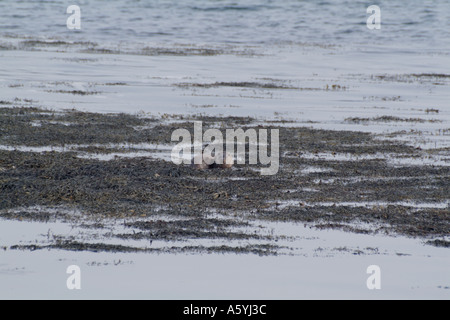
[0,107,449,254]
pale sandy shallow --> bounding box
[1,217,449,299]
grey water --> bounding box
[1,0,450,52]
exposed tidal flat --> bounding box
[0,106,448,254]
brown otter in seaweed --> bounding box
[191,152,233,169]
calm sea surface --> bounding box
[1,0,450,50]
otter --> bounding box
[191,152,233,169]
